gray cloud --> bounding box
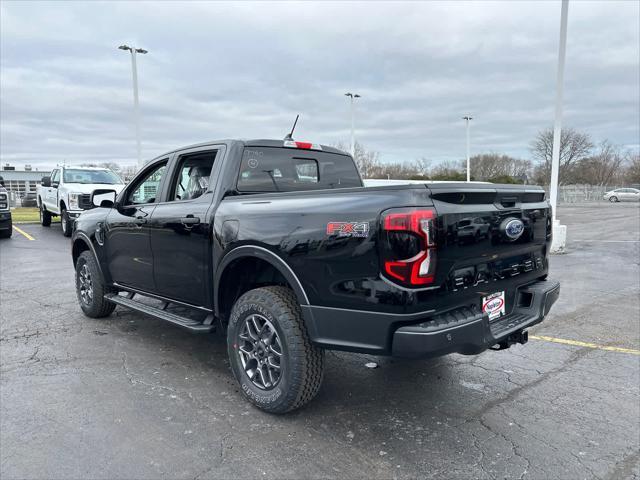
[1,0,638,169]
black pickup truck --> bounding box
[71,139,559,413]
[0,181,12,238]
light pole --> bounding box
[119,44,148,168]
[345,92,361,158]
[463,115,473,182]
[549,0,569,253]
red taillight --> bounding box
[381,208,437,288]
[283,140,323,150]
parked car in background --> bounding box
[0,184,12,238]
[603,188,640,202]
[37,166,125,237]
[21,192,38,208]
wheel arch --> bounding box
[72,233,106,280]
[72,236,91,267]
[215,246,309,323]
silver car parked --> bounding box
[603,188,640,202]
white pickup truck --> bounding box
[37,166,125,237]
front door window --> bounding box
[127,163,166,205]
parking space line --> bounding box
[530,335,640,355]
[12,225,35,241]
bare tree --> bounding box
[412,157,431,179]
[572,141,625,186]
[334,141,382,178]
[99,162,122,173]
[368,158,431,179]
[430,160,466,181]
[470,153,532,182]
[624,152,640,185]
[119,165,139,183]
[530,127,593,184]
[78,161,122,172]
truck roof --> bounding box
[147,139,350,163]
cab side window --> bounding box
[171,151,217,201]
[51,170,60,185]
[126,162,167,205]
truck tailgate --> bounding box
[427,183,550,303]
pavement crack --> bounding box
[468,427,494,479]
[121,352,134,385]
[605,449,640,480]
[28,346,40,362]
[477,414,530,478]
[474,346,593,418]
[507,412,601,480]
[120,352,176,393]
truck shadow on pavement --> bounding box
[106,306,464,419]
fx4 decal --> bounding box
[326,222,369,238]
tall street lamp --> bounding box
[119,44,148,168]
[549,0,569,254]
[463,115,473,182]
[345,92,361,158]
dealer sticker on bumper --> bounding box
[482,291,505,320]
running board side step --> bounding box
[105,293,215,333]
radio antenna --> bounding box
[284,114,299,141]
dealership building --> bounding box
[0,164,51,197]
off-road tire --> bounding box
[61,208,72,237]
[75,250,116,318]
[40,204,51,227]
[609,196,618,203]
[227,286,324,414]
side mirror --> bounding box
[91,189,117,208]
[41,176,51,187]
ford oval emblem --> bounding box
[503,218,525,241]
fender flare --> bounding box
[214,245,309,317]
[72,232,106,280]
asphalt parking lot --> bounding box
[1,203,639,480]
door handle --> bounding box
[135,216,147,225]
[181,215,201,225]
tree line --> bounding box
[345,128,640,186]
[83,128,639,187]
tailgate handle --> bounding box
[501,196,518,207]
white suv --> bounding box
[37,167,125,236]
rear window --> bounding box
[237,147,362,193]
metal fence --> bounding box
[545,185,626,203]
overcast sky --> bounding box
[1,0,638,170]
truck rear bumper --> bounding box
[302,279,559,357]
[391,280,559,357]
